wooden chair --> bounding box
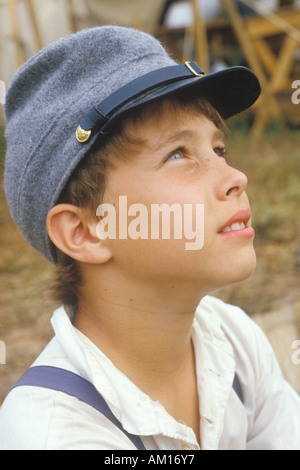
[190,0,211,72]
[221,0,300,137]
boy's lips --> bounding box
[218,208,255,238]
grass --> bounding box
[0,119,300,401]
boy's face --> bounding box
[100,99,256,296]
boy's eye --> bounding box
[168,152,183,161]
[214,147,227,159]
[166,149,185,162]
[164,146,227,163]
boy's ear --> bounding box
[46,204,112,264]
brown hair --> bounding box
[49,94,226,310]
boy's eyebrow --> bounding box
[213,129,226,144]
[151,128,225,153]
[151,129,192,152]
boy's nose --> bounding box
[215,163,248,201]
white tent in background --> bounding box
[0,0,166,88]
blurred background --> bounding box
[0,0,300,402]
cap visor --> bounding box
[102,66,261,133]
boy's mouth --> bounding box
[221,221,247,233]
[218,208,254,237]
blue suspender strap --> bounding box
[9,366,146,451]
[232,373,244,404]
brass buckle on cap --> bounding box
[185,61,205,77]
[76,125,92,143]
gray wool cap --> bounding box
[4,26,261,264]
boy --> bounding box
[0,26,299,450]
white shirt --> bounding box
[0,296,299,450]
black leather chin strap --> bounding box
[76,61,205,143]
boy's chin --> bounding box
[212,250,257,293]
[228,255,256,286]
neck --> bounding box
[74,264,203,393]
